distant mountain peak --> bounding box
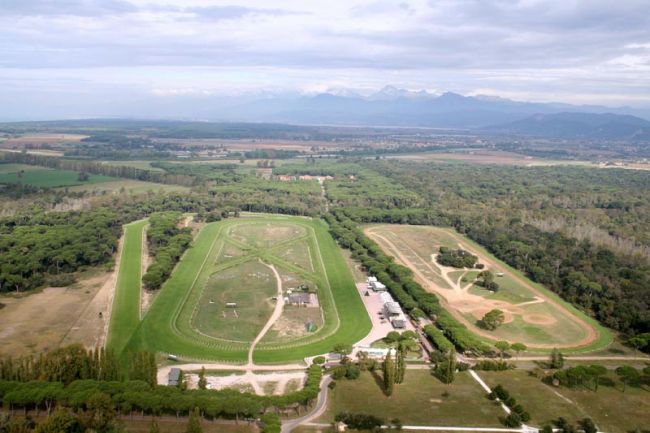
[368,85,435,100]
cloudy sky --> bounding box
[1,0,649,119]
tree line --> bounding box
[0,364,323,423]
[142,212,193,291]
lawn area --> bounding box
[479,370,650,432]
[0,163,116,187]
[318,370,503,427]
[194,260,277,342]
[122,214,371,363]
[107,220,147,355]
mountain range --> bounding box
[188,86,650,139]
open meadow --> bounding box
[0,163,116,188]
[109,214,371,363]
[317,370,504,427]
[365,224,611,352]
[480,369,650,433]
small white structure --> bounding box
[496,272,505,277]
[356,346,396,359]
[384,302,403,317]
[225,302,237,308]
[379,292,394,305]
[367,276,387,292]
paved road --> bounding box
[281,376,333,433]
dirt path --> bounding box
[247,262,284,367]
[366,226,599,350]
[94,232,126,348]
[318,178,329,212]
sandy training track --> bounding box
[365,226,599,349]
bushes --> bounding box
[473,360,514,371]
[335,412,384,431]
[488,384,530,426]
[260,414,281,433]
[436,248,478,268]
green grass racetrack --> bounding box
[110,214,372,363]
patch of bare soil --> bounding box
[0,269,111,357]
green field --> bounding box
[366,224,612,353]
[0,163,116,187]
[480,370,650,433]
[107,220,147,355]
[318,370,504,426]
[111,214,371,363]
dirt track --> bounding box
[365,226,600,350]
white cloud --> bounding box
[0,0,649,118]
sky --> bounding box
[1,0,650,119]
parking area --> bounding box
[353,282,416,349]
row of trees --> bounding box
[0,345,119,385]
[0,364,323,424]
[488,384,531,427]
[142,212,193,291]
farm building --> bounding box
[367,276,387,291]
[384,301,403,317]
[390,317,407,329]
[288,292,311,306]
[168,368,181,386]
[379,292,394,304]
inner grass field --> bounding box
[109,214,371,363]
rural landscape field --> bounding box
[2,2,650,433]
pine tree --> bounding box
[198,367,207,390]
[383,352,396,396]
[186,408,203,433]
[395,348,405,384]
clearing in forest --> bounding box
[365,224,609,351]
[112,214,370,363]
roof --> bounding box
[288,292,311,304]
[371,281,386,290]
[168,368,181,385]
[379,292,394,304]
[385,302,403,315]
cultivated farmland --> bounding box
[365,224,611,352]
[111,214,371,363]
